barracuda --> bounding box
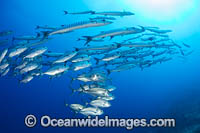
[82,26,145,44]
[43,20,112,37]
[64,10,95,15]
[92,11,134,17]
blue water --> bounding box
[0,0,200,133]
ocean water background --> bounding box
[0,0,200,132]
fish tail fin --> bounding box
[36,32,41,38]
[110,36,114,40]
[69,75,75,84]
[74,47,79,52]
[94,57,100,65]
[116,43,121,48]
[82,36,92,45]
[91,11,95,14]
[40,31,49,39]
[64,11,68,15]
[106,69,111,75]
[79,84,84,89]
[138,25,145,32]
[35,25,40,30]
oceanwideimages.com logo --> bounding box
[25,115,176,130]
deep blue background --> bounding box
[0,0,200,132]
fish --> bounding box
[72,75,92,83]
[101,54,120,62]
[64,10,95,15]
[82,26,145,44]
[184,50,194,56]
[44,65,69,76]
[107,64,136,74]
[137,51,155,58]
[0,67,10,77]
[97,95,115,101]
[75,43,121,52]
[20,74,34,83]
[79,107,103,116]
[89,99,111,108]
[8,46,28,58]
[24,38,51,47]
[153,38,171,44]
[94,54,120,64]
[123,35,144,43]
[106,85,116,92]
[74,84,94,92]
[53,51,77,64]
[66,104,85,112]
[12,33,41,41]
[20,63,40,74]
[35,25,56,30]
[141,36,157,41]
[23,47,47,59]
[152,50,167,58]
[146,28,172,34]
[116,48,140,56]
[89,16,116,21]
[89,73,108,82]
[11,41,29,48]
[0,60,9,70]
[71,54,91,63]
[151,57,167,65]
[142,33,169,38]
[155,44,175,48]
[0,30,13,36]
[0,9,194,118]
[14,61,29,70]
[73,71,108,82]
[162,57,173,62]
[77,38,104,42]
[42,20,112,37]
[182,42,191,48]
[0,49,8,64]
[118,42,156,48]
[71,61,92,71]
[43,52,64,58]
[72,84,110,97]
[83,87,111,97]
[92,11,135,17]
